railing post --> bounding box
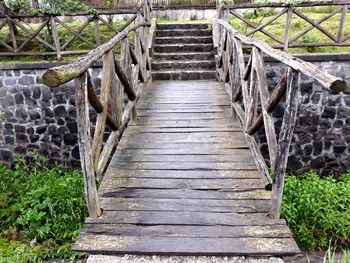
[50,16,61,60]
[75,72,101,219]
[283,7,293,52]
[94,17,101,47]
[270,68,300,219]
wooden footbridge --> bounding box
[42,0,348,257]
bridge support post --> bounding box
[75,73,102,219]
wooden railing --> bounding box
[0,10,139,59]
[213,17,348,219]
[223,1,350,51]
[42,0,153,219]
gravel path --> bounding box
[87,255,285,263]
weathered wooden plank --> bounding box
[74,234,300,256]
[86,211,285,226]
[126,127,241,132]
[102,169,261,179]
[100,188,271,200]
[122,131,247,142]
[108,162,258,171]
[129,119,240,128]
[80,224,293,238]
[99,198,269,213]
[112,153,256,163]
[117,142,249,150]
[114,147,250,155]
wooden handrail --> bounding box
[222,3,350,52]
[213,17,348,220]
[215,19,348,93]
[41,0,152,219]
[42,21,150,87]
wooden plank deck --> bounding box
[74,80,300,256]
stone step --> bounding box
[157,23,210,30]
[155,36,213,45]
[153,43,213,53]
[151,60,215,70]
[153,52,214,61]
[152,70,217,80]
[157,29,212,37]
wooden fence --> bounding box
[0,10,140,59]
[42,0,153,218]
[223,1,350,51]
[213,15,348,218]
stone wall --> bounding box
[0,54,349,176]
[260,54,350,177]
[0,63,102,168]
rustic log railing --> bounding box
[42,0,152,219]
[223,1,350,51]
[0,10,140,59]
[213,17,348,219]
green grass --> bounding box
[282,171,350,251]
[0,20,131,64]
[230,7,350,54]
[0,155,87,262]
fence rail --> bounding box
[224,1,350,51]
[213,16,348,219]
[42,0,153,218]
[0,9,141,59]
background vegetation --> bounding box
[282,171,350,251]
[0,155,87,262]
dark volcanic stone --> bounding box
[287,155,302,171]
[310,157,326,169]
[29,110,41,120]
[71,146,80,159]
[14,125,25,133]
[41,87,52,101]
[64,133,77,146]
[5,136,14,145]
[67,122,77,133]
[19,76,34,85]
[54,106,67,118]
[321,107,336,119]
[16,133,29,143]
[32,86,41,99]
[0,149,13,162]
[36,125,47,134]
[312,141,323,156]
[14,93,24,104]
[30,134,40,143]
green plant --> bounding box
[323,246,350,263]
[0,154,87,261]
[37,0,97,16]
[301,32,321,53]
[3,0,30,14]
[282,171,350,250]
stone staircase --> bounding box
[151,23,216,80]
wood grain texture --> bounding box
[76,80,299,256]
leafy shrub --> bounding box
[301,32,321,53]
[282,171,350,250]
[3,0,31,14]
[0,155,87,261]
